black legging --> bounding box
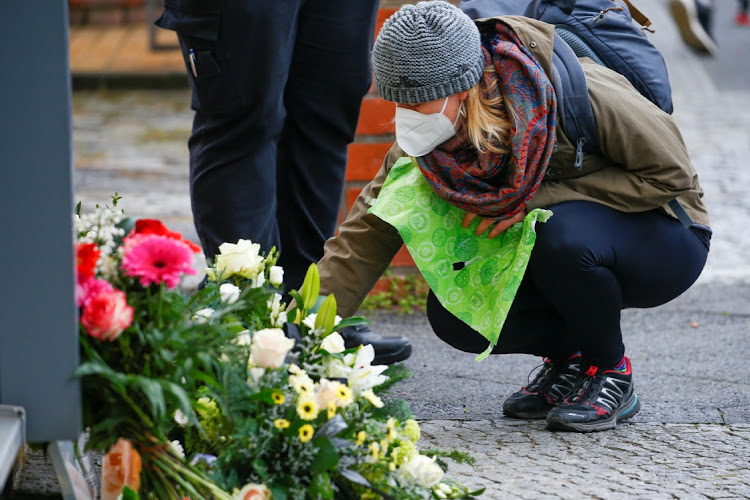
[427,201,710,368]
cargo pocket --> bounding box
[155,0,240,114]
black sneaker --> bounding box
[340,324,412,365]
[546,357,640,433]
[502,355,582,419]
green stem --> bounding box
[154,455,232,500]
[157,283,165,330]
[155,460,204,500]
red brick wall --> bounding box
[342,8,417,275]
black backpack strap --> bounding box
[551,31,599,170]
[668,199,695,228]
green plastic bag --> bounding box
[368,157,552,360]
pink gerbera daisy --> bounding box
[121,234,197,289]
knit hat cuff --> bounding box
[376,59,484,104]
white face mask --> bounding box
[395,97,460,157]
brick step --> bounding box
[340,7,414,279]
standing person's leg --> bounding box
[275,0,380,292]
[273,0,411,365]
[158,0,304,262]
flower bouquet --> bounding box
[75,197,236,499]
[74,196,484,499]
[178,251,485,499]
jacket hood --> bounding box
[473,15,556,81]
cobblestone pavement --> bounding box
[419,421,750,499]
[14,0,748,498]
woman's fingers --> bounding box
[463,210,527,239]
[474,217,495,236]
[487,211,526,239]
[462,212,478,228]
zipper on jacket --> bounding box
[574,138,584,170]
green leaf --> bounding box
[248,389,275,405]
[270,487,288,500]
[75,201,82,216]
[121,485,140,500]
[299,264,320,311]
[310,472,335,499]
[131,376,166,422]
[311,437,339,474]
[315,295,337,337]
[159,380,193,417]
[333,316,369,331]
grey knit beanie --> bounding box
[372,1,484,104]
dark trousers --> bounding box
[427,201,710,368]
[159,0,379,291]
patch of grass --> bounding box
[360,270,430,315]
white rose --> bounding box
[399,454,444,489]
[269,266,284,287]
[250,328,295,369]
[193,308,214,324]
[219,283,241,304]
[268,293,282,314]
[348,345,388,392]
[320,332,345,354]
[216,239,265,280]
[251,272,265,289]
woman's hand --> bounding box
[462,209,526,239]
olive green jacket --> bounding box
[318,16,709,317]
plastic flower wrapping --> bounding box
[73,196,484,499]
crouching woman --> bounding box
[315,1,710,432]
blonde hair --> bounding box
[461,77,512,155]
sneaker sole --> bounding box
[503,408,551,420]
[669,0,718,55]
[545,393,641,433]
[373,343,412,365]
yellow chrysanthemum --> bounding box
[296,397,319,421]
[356,431,367,446]
[327,401,337,420]
[298,424,314,443]
[335,385,353,406]
[271,391,285,405]
[274,419,290,429]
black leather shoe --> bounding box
[339,324,412,365]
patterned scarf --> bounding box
[415,23,556,220]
